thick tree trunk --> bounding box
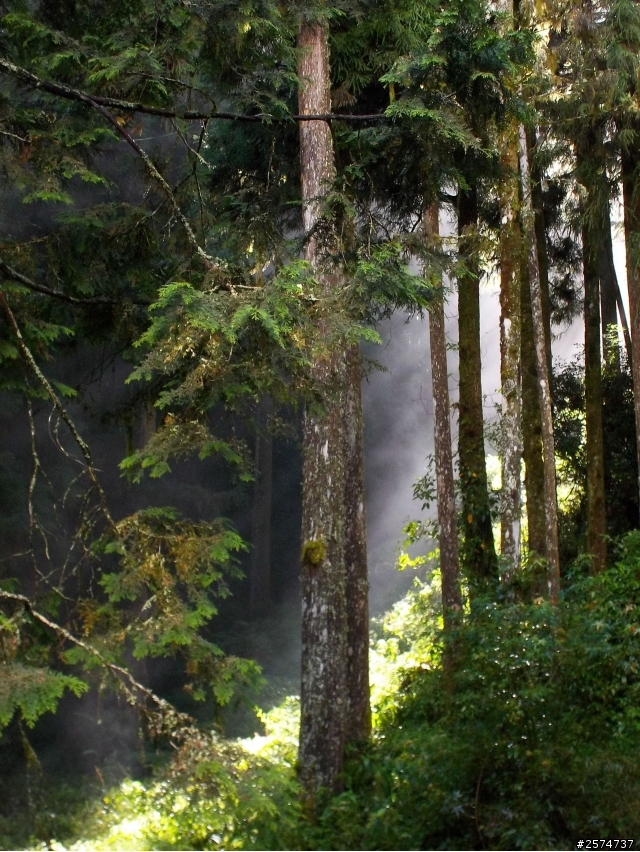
[622,147,640,512]
[297,21,348,801]
[499,134,522,576]
[457,182,498,587]
[250,395,273,618]
[520,257,546,560]
[343,343,371,743]
[582,223,607,573]
[426,204,462,631]
[518,125,561,602]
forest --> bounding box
[2,0,640,849]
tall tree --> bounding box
[621,145,640,515]
[576,124,608,572]
[518,124,561,602]
[499,130,523,576]
[296,16,370,801]
[582,213,607,572]
[426,203,462,633]
[520,254,547,561]
[457,181,499,587]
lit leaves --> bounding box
[0,663,88,729]
[94,507,260,704]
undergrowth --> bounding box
[12,532,640,851]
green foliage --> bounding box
[43,534,640,850]
[31,699,302,851]
[281,536,640,849]
[0,663,87,729]
[90,508,262,705]
[553,355,639,563]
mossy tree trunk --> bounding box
[522,128,550,565]
[576,130,608,573]
[529,127,554,388]
[499,132,522,577]
[297,19,370,802]
[457,181,498,588]
[520,256,546,562]
[297,20,348,803]
[582,220,607,573]
[518,125,561,602]
[622,146,640,514]
[426,203,462,632]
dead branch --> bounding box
[0,292,116,532]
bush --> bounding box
[299,533,640,850]
[29,534,640,851]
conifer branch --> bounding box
[85,98,218,272]
[0,589,191,726]
[0,58,387,123]
[0,259,150,305]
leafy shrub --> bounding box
[296,533,640,850]
[27,534,640,851]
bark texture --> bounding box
[343,343,371,743]
[426,204,462,631]
[518,124,561,602]
[529,127,554,386]
[576,129,608,573]
[499,134,522,575]
[622,146,640,513]
[457,183,498,586]
[582,223,607,573]
[298,21,348,801]
[520,257,546,561]
[250,395,273,617]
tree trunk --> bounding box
[499,134,522,576]
[343,343,371,743]
[426,204,462,632]
[582,223,607,573]
[518,124,561,603]
[529,127,554,387]
[622,147,640,513]
[520,255,546,561]
[250,395,273,618]
[297,20,348,802]
[457,181,498,587]
[600,202,621,370]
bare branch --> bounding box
[0,292,116,531]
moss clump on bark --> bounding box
[301,539,326,566]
